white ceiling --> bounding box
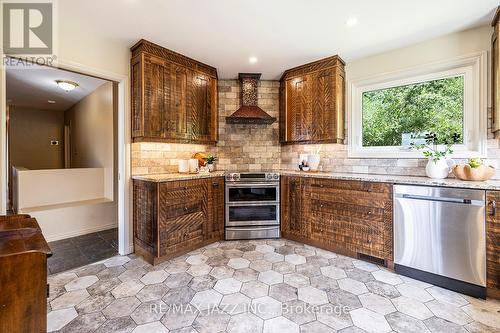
[7,65,106,111]
[60,0,499,79]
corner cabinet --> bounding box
[131,39,218,144]
[492,8,500,137]
[279,56,345,144]
[133,177,225,265]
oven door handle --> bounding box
[226,202,280,206]
[226,183,280,188]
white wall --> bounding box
[346,25,491,82]
[15,167,106,210]
[65,81,115,199]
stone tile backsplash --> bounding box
[131,80,281,175]
[132,80,500,179]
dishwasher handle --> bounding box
[399,193,479,205]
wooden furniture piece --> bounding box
[281,176,393,265]
[486,191,500,297]
[279,56,345,144]
[131,39,218,144]
[492,7,500,137]
[133,177,224,264]
[0,215,51,333]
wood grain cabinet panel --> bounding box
[133,177,224,265]
[131,39,218,144]
[492,7,500,137]
[280,56,345,144]
[206,177,225,241]
[281,176,393,264]
[281,176,308,239]
[486,190,500,291]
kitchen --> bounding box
[2,1,500,332]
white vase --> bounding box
[207,163,215,172]
[425,158,455,179]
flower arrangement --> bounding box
[410,132,461,163]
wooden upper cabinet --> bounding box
[492,8,500,137]
[280,56,345,144]
[131,39,218,144]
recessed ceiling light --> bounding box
[346,17,358,27]
[48,100,56,104]
[55,80,79,91]
[249,57,258,64]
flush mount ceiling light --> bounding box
[249,57,258,64]
[346,17,359,27]
[55,80,79,91]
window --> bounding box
[348,53,487,158]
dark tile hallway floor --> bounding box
[47,228,118,274]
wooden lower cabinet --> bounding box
[281,176,393,264]
[133,177,224,264]
[486,191,500,295]
[0,215,51,333]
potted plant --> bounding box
[411,132,460,179]
[203,154,217,172]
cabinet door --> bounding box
[131,55,143,138]
[189,72,214,142]
[143,54,170,138]
[158,180,207,256]
[486,191,500,290]
[311,69,336,141]
[206,177,224,241]
[281,176,307,238]
[493,25,500,135]
[167,64,189,140]
[307,179,392,260]
[286,76,312,142]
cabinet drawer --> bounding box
[163,201,204,219]
[308,178,392,195]
[159,181,205,206]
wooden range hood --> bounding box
[225,73,276,124]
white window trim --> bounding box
[348,52,487,159]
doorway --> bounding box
[5,59,122,273]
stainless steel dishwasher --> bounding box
[394,185,486,298]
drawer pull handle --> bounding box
[367,211,372,215]
[184,207,188,211]
[490,200,496,216]
[212,183,219,187]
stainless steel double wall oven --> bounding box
[225,172,280,240]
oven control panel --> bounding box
[225,172,280,182]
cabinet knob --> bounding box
[184,207,188,211]
[183,186,188,190]
[367,211,372,215]
[212,182,219,187]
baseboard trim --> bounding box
[44,222,118,242]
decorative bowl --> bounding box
[452,164,495,181]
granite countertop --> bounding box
[132,170,500,190]
[279,170,500,191]
[132,171,225,182]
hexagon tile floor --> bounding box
[47,239,500,333]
